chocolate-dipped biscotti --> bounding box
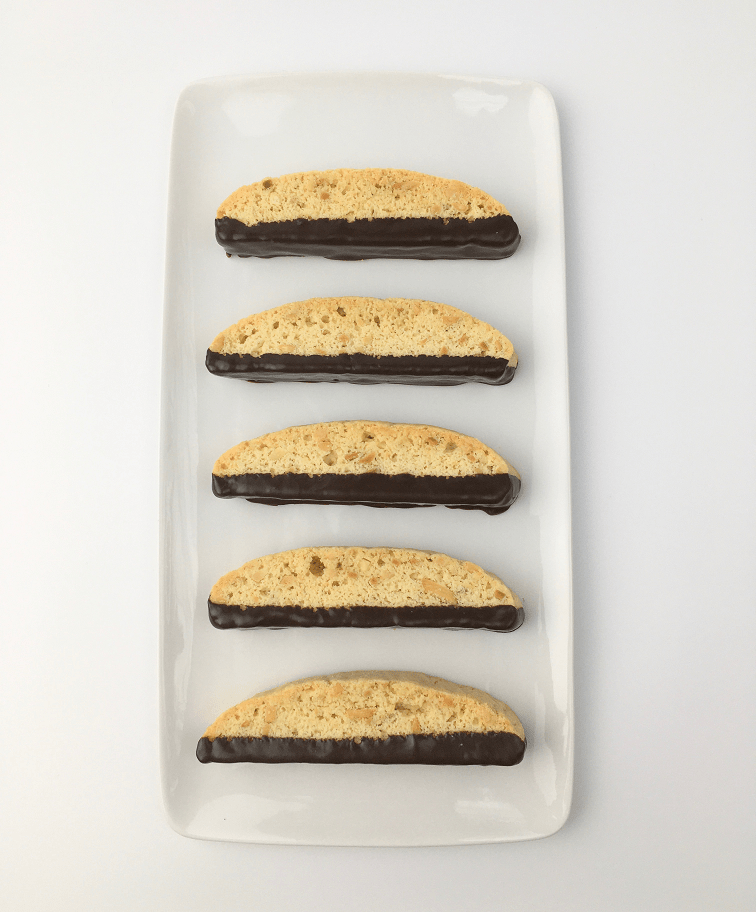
[196,671,526,765]
[206,297,518,386]
[212,420,521,514]
[215,168,520,260]
[208,546,524,631]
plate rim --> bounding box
[159,70,573,846]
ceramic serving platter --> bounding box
[160,72,572,844]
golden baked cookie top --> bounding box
[217,168,510,226]
[209,297,517,361]
[212,421,519,479]
[210,546,522,610]
[202,671,525,742]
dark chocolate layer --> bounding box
[207,600,524,631]
[196,731,526,765]
[211,471,520,515]
[215,214,520,260]
[205,350,516,386]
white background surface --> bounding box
[1,0,754,908]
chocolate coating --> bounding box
[207,600,524,631]
[196,731,526,765]
[215,214,520,260]
[205,350,516,386]
[211,471,520,515]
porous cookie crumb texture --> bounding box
[202,671,525,742]
[210,546,522,610]
[217,168,510,226]
[212,420,518,479]
[209,297,517,362]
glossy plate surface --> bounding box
[160,72,571,845]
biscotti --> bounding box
[208,546,524,631]
[196,671,526,765]
[215,168,520,260]
[206,297,518,386]
[212,420,521,514]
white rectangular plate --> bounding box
[160,73,571,845]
